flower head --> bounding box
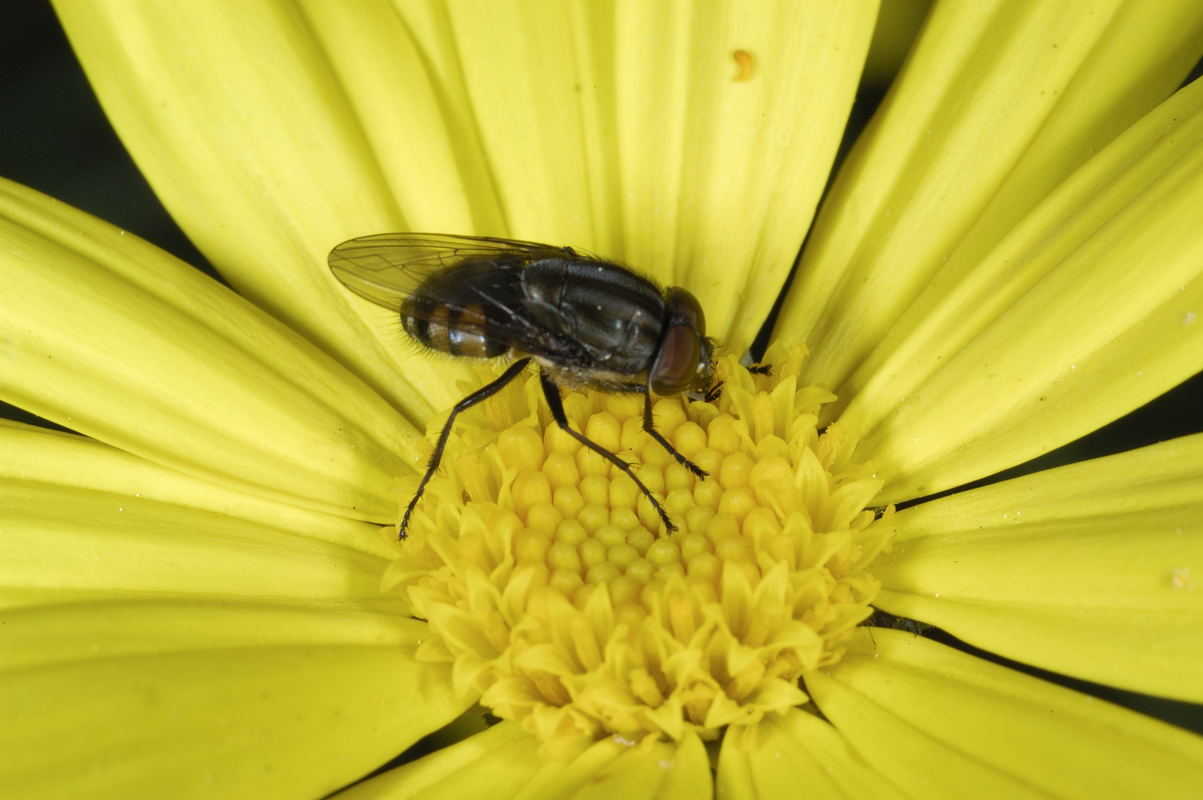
[391,350,891,747]
[3,2,1202,797]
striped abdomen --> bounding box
[400,260,516,359]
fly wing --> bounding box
[328,232,577,312]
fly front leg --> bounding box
[640,389,708,479]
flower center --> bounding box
[383,347,892,745]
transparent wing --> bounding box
[327,232,577,311]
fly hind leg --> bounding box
[539,372,678,533]
[398,357,532,539]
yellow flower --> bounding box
[3,2,1202,797]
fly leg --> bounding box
[640,390,708,479]
[539,372,678,533]
[399,357,531,539]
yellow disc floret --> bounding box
[383,346,892,745]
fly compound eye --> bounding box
[665,287,705,335]
[651,322,702,395]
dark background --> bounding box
[3,1,1200,736]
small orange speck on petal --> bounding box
[732,49,756,82]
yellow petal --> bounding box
[53,0,473,416]
[338,722,539,799]
[717,711,898,799]
[0,644,464,798]
[808,629,1203,797]
[56,1,877,362]
[0,599,423,672]
[0,180,415,521]
[1,420,393,557]
[777,0,1203,390]
[873,433,1203,701]
[438,1,877,354]
[860,0,926,86]
[849,76,1203,500]
[519,732,710,800]
[348,725,709,799]
[0,479,395,610]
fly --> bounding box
[328,232,720,538]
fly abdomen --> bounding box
[400,259,524,359]
[403,297,507,359]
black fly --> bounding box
[328,233,719,538]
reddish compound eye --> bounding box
[665,287,705,335]
[651,322,702,395]
[651,287,707,395]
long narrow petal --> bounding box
[776,0,1203,390]
[437,0,877,353]
[0,600,421,673]
[0,180,415,521]
[514,731,710,800]
[849,77,1203,500]
[0,479,394,610]
[53,0,474,417]
[872,434,1203,702]
[717,711,899,799]
[808,629,1203,797]
[1,420,392,556]
[55,1,876,361]
[348,724,709,799]
[0,644,465,798]
[337,722,540,798]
